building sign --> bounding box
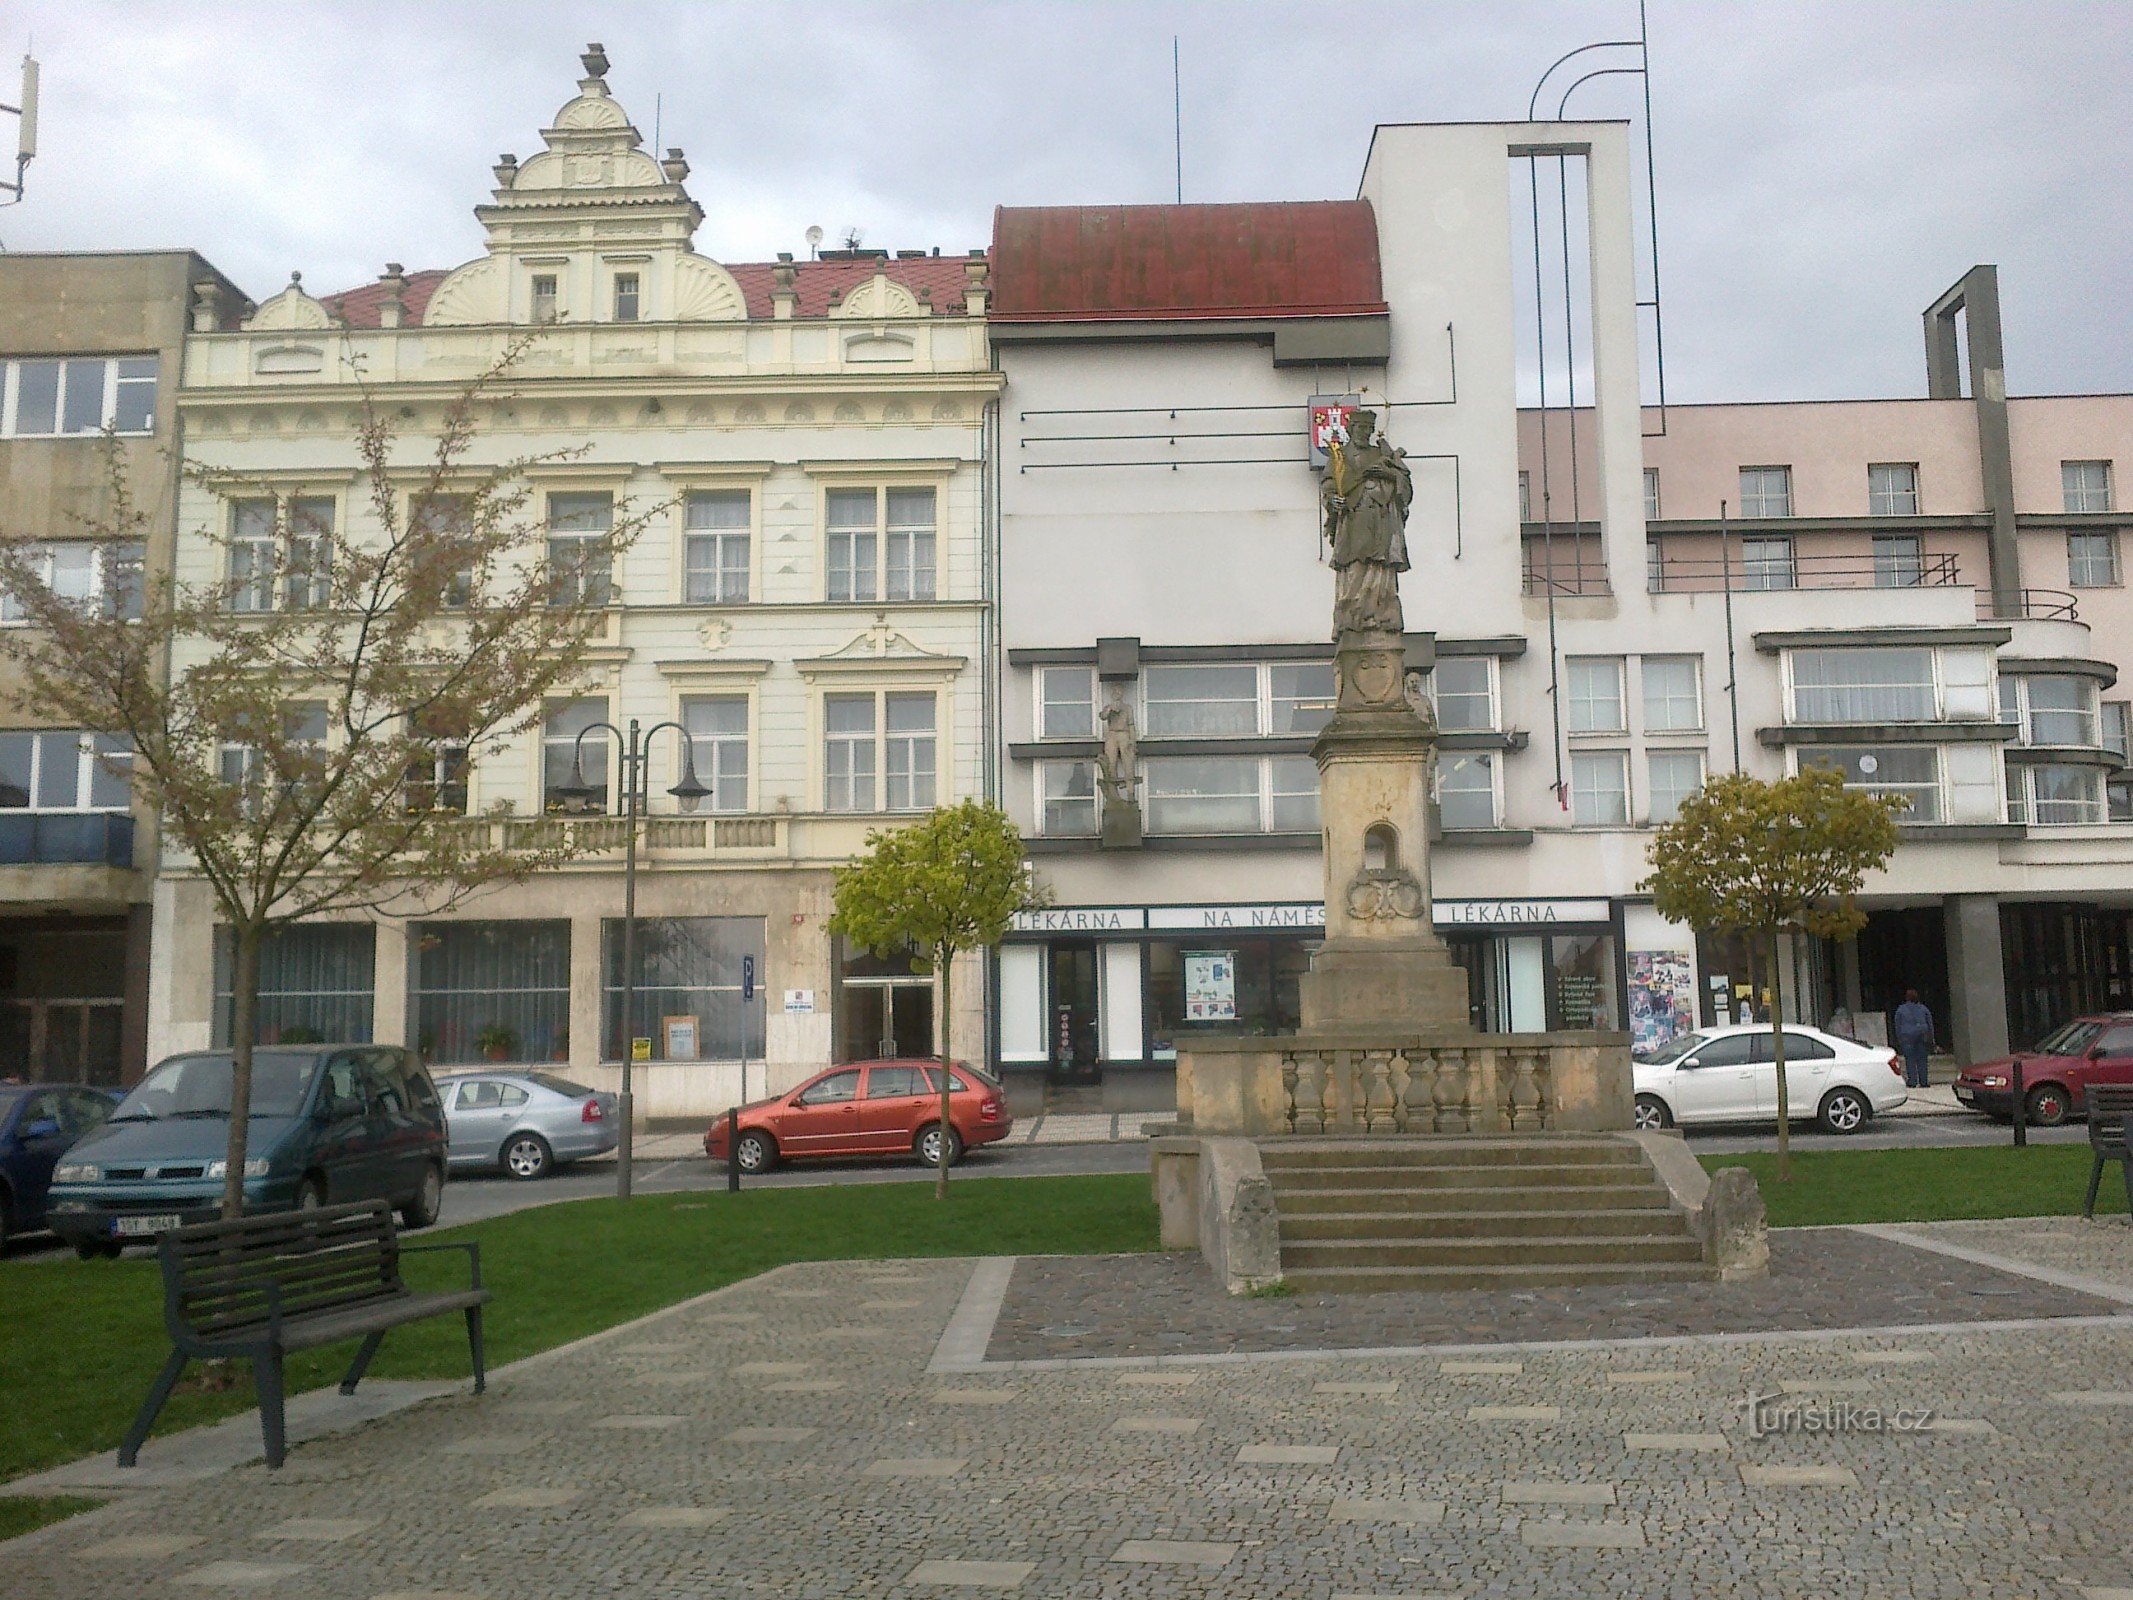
[783,989,815,1014]
[1011,907,1148,933]
[1434,899,1611,927]
[1148,903,1327,931]
[1308,394,1361,468]
[1183,951,1237,1021]
[1014,899,1613,936]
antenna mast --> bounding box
[1172,37,1182,203]
[0,54,38,207]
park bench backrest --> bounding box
[161,1200,403,1342]
[2089,1085,2133,1155]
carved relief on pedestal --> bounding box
[1345,867,1426,922]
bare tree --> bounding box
[0,343,659,1217]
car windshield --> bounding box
[1636,1031,1713,1066]
[529,1073,595,1098]
[111,1053,317,1120]
[2032,1020,2104,1057]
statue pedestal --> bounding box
[1100,797,1142,850]
[1298,634,1470,1034]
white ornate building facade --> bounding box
[148,49,1000,1118]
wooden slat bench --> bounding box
[2083,1084,2133,1222]
[120,1199,488,1469]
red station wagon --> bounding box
[702,1059,1013,1173]
[1954,1013,2133,1125]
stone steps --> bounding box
[1267,1161,1659,1192]
[1262,1139,1643,1168]
[1272,1182,1677,1215]
[1283,1260,1717,1294]
[1283,1234,1708,1270]
[1278,1206,1688,1240]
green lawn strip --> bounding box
[1702,1143,2125,1228]
[0,1172,1159,1485]
[0,1495,107,1544]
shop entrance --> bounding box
[0,918,130,1084]
[835,940,936,1061]
[1047,941,1101,1085]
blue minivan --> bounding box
[46,1045,447,1259]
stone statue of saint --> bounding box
[1097,697,1138,806]
[1320,408,1414,639]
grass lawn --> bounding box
[1704,1142,2126,1229]
[0,1497,106,1544]
[0,1171,1160,1493]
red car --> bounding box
[702,1059,1013,1173]
[1954,1013,2133,1125]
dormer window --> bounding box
[531,275,559,324]
[612,273,640,322]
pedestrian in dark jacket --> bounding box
[1893,990,1936,1089]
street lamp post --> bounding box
[551,716,709,1199]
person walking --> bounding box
[1893,990,1937,1089]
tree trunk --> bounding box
[221,920,263,1220]
[1768,925,1791,1183]
[935,944,954,1201]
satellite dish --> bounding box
[804,224,824,257]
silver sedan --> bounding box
[436,1071,620,1179]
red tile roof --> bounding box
[320,269,451,328]
[989,201,1387,323]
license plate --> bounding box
[1953,1087,1973,1103]
[113,1214,180,1237]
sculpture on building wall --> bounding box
[1097,696,1138,807]
[1320,408,1414,639]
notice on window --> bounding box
[1183,951,1237,1023]
[1627,950,1697,1055]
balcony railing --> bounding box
[1648,550,1962,595]
[1980,588,2080,623]
[484,814,788,855]
[0,812,135,868]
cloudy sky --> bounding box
[3,1,2126,403]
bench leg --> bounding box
[2084,1153,2105,1220]
[339,1330,387,1397]
[118,1350,187,1468]
[254,1348,287,1469]
[466,1304,486,1395]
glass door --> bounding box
[1048,942,1101,1083]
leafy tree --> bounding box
[1641,766,1904,1179]
[0,348,655,1218]
[829,800,1042,1198]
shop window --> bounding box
[602,915,765,1062]
[413,921,570,1065]
[836,939,934,1060]
[1146,938,1309,1058]
[1431,656,1496,732]
[1799,745,1940,823]
[1550,934,1619,1030]
[213,923,375,1046]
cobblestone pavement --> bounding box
[9,1231,2133,1598]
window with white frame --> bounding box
[1431,656,1496,732]
[1799,746,1939,822]
[2103,701,2130,761]
[0,540,144,623]
[1144,754,1317,835]
[2001,675,2101,747]
[1569,750,1629,825]
[1270,662,1336,733]
[1,356,157,438]
[1640,656,1702,732]
[409,493,475,607]
[1268,754,1319,830]
[402,706,469,816]
[1740,535,1796,590]
[1038,666,1095,739]
[1643,467,1660,522]
[826,486,936,602]
[542,697,610,812]
[1738,466,1793,519]
[1868,463,1920,516]
[2111,776,2133,824]
[1518,471,1531,522]
[1788,647,1937,723]
[546,492,613,608]
[681,695,749,812]
[2069,529,2120,587]
[530,274,559,324]
[220,702,327,811]
[1646,749,1704,824]
[2009,761,2105,825]
[0,730,132,810]
[1039,761,1097,836]
[1140,661,1332,737]
[824,690,937,813]
[683,490,751,604]
[1436,751,1497,829]
[228,496,335,613]
[1565,657,1626,734]
[1873,534,1924,588]
[2063,460,2114,514]
[612,272,641,323]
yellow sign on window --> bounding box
[631,1037,652,1062]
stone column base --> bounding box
[1299,937,1470,1033]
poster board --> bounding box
[1183,951,1237,1022]
[1626,950,1698,1055]
[662,1014,700,1061]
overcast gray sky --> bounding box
[3,1,2127,402]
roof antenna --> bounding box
[0,51,38,209]
[805,225,824,260]
[653,93,661,155]
[1172,37,1183,204]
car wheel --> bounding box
[735,1130,777,1174]
[501,1132,552,1181]
[2026,1083,2071,1127]
[916,1124,962,1168]
[74,1240,102,1261]
[1633,1094,1672,1132]
[98,1241,123,1259]
[297,1178,326,1212]
[1819,1087,1870,1135]
[400,1165,444,1230]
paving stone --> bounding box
[1921,1417,1999,1436]
[1520,1520,1645,1549]
[1776,1378,1874,1393]
[1502,1481,1617,1506]
[1109,1539,1237,1567]
[173,1559,311,1586]
[1468,1404,1559,1422]
[933,1388,1017,1405]
[1851,1348,1938,1365]
[592,1414,686,1430]
[725,1425,816,1443]
[905,1559,1035,1588]
[1236,1443,1339,1464]
[864,1457,967,1477]
[618,1341,687,1354]
[254,1517,377,1542]
[618,1506,732,1528]
[698,1312,761,1323]
[1328,1497,1444,1525]
[1440,1359,1522,1374]
[1112,1416,1202,1434]
[862,1299,924,1310]
[470,1487,579,1508]
[1741,1464,1859,1487]
[1117,1371,1198,1386]
[773,1288,833,1299]
[1624,1432,1728,1451]
[2081,1588,2133,1600]
[1315,1380,1399,1395]
[439,1435,539,1457]
[2048,1390,2133,1405]
[733,1361,811,1376]
[765,1379,847,1394]
[79,1535,205,1559]
[1604,1370,1689,1385]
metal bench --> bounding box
[2082,1084,2133,1222]
[120,1199,488,1469]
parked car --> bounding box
[1953,1014,2133,1125]
[436,1070,618,1179]
[1633,1023,1906,1134]
[45,1045,447,1258]
[0,1083,117,1249]
[702,1059,1013,1173]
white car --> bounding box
[1632,1024,1907,1135]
